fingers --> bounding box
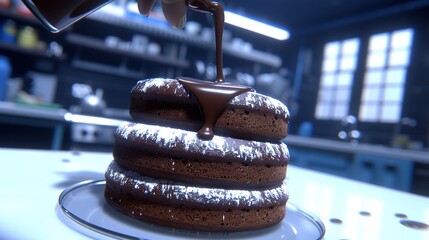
[136,0,188,29]
[136,0,157,16]
[161,0,187,28]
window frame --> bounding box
[358,28,414,123]
[315,38,360,120]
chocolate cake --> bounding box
[104,78,291,232]
[104,0,291,233]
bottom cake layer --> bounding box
[105,186,286,232]
[104,161,288,232]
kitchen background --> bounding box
[1,0,428,196]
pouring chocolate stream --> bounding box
[178,0,252,140]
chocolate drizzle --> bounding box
[180,0,252,139]
[177,77,251,139]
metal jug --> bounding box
[21,0,114,33]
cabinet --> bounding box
[289,145,414,191]
[289,146,354,178]
[352,154,413,191]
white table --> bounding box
[0,148,428,239]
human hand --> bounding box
[137,0,187,28]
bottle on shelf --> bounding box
[0,55,11,101]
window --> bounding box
[315,38,360,120]
[359,28,413,123]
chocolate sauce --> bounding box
[395,213,408,219]
[187,0,224,82]
[359,211,371,216]
[329,218,343,224]
[177,77,251,139]
[400,220,429,230]
[22,0,112,32]
[177,0,251,139]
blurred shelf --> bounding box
[0,41,65,60]
[71,59,144,79]
[66,33,189,68]
[88,11,208,47]
[223,44,282,68]
[88,12,282,68]
[0,8,39,25]
[1,9,283,68]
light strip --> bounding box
[64,113,123,127]
[224,11,289,40]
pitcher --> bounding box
[22,0,114,33]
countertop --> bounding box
[0,101,67,121]
[0,148,428,239]
[285,135,429,164]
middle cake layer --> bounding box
[114,122,289,188]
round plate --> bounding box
[58,180,325,240]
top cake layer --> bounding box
[129,78,290,142]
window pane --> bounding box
[316,103,330,119]
[333,104,348,119]
[342,38,360,55]
[321,74,336,86]
[317,37,360,120]
[337,73,353,86]
[359,104,379,121]
[365,70,383,85]
[359,28,412,123]
[336,88,351,102]
[391,28,413,49]
[369,33,389,51]
[340,56,357,70]
[367,52,386,68]
[381,105,401,122]
[388,49,410,66]
[362,87,381,102]
[383,87,403,102]
[323,57,338,72]
[385,68,406,85]
[318,88,333,102]
[324,42,340,57]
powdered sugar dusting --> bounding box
[132,78,189,97]
[106,161,288,208]
[116,122,289,164]
[138,78,168,93]
[230,92,289,118]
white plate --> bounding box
[58,180,325,240]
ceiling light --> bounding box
[224,11,289,40]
